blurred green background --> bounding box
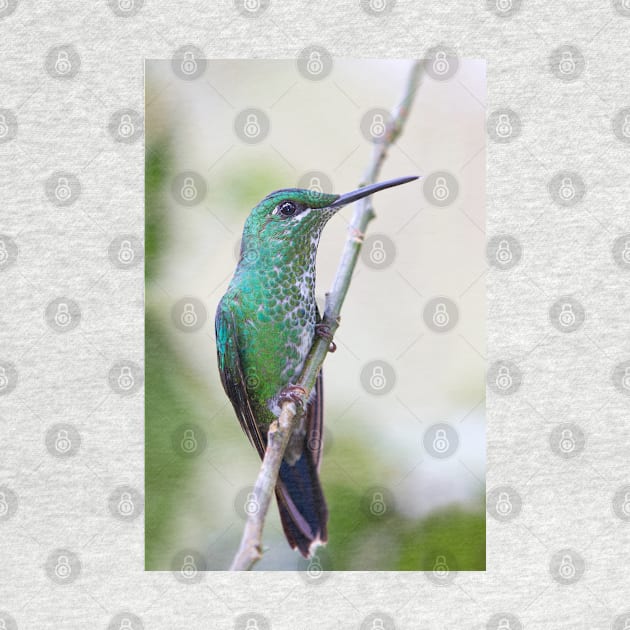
[145,59,486,571]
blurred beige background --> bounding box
[145,58,486,570]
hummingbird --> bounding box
[215,175,418,557]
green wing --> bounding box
[215,298,266,458]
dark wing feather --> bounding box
[215,300,266,459]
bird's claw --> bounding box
[279,384,308,408]
[315,323,337,353]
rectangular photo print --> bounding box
[145,57,486,572]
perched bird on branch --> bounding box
[216,176,417,557]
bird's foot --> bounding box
[278,384,308,408]
[315,323,337,353]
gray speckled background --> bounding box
[1,1,630,629]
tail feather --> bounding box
[276,455,328,557]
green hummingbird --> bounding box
[215,175,418,557]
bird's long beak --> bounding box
[330,175,419,208]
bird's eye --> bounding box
[276,201,298,217]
